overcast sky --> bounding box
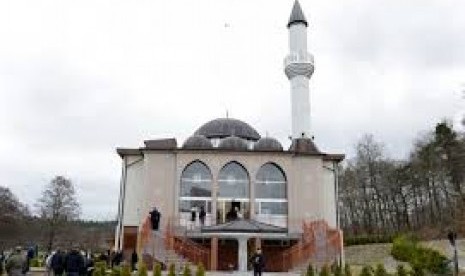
[0,0,464,220]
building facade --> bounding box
[115,1,344,272]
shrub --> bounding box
[359,266,373,276]
[344,263,352,276]
[320,264,330,276]
[168,263,176,276]
[334,264,343,276]
[121,265,131,276]
[396,264,407,276]
[195,263,205,276]
[183,264,192,276]
[306,263,315,276]
[30,258,40,267]
[138,262,147,276]
[110,267,121,276]
[391,235,449,275]
[93,261,107,276]
[153,262,162,276]
[410,265,424,276]
[374,264,387,276]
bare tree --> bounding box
[36,176,80,251]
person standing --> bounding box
[64,247,84,276]
[199,206,206,226]
[5,247,26,276]
[130,250,138,272]
[149,207,161,231]
[0,251,5,276]
[249,248,265,276]
[190,207,197,229]
[51,250,65,276]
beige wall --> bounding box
[121,150,338,233]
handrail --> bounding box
[267,219,342,271]
[165,218,211,269]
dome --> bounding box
[182,135,213,149]
[254,137,283,151]
[218,136,249,151]
[194,118,261,141]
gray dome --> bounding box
[218,136,249,151]
[254,137,283,151]
[182,135,213,149]
[194,118,261,141]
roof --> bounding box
[254,137,283,151]
[194,118,261,141]
[289,138,319,154]
[287,0,308,28]
[218,136,249,151]
[182,135,213,149]
[144,138,177,149]
[201,219,287,234]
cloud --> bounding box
[0,0,464,218]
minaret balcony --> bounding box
[284,52,314,79]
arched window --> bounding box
[255,163,288,227]
[179,161,212,223]
[256,163,287,199]
[218,162,250,199]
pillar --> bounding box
[237,237,249,272]
[255,237,261,250]
[210,237,218,270]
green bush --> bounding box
[93,261,107,276]
[138,262,148,276]
[410,265,424,276]
[374,264,387,276]
[121,265,131,276]
[183,264,192,276]
[359,266,373,276]
[152,262,162,276]
[344,263,352,276]
[195,263,205,276]
[110,267,121,276]
[396,264,408,276]
[306,263,315,276]
[30,258,40,267]
[320,264,330,276]
[391,235,449,275]
[168,263,176,276]
[345,235,394,246]
[334,264,343,276]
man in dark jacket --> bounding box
[249,248,265,276]
[51,250,65,276]
[64,248,84,276]
[149,207,161,231]
[130,250,138,271]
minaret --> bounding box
[285,0,314,140]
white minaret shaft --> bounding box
[285,0,314,139]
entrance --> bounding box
[216,199,250,224]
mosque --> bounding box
[114,1,344,272]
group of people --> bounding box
[0,246,139,276]
[189,206,207,228]
[1,247,36,276]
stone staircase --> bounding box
[142,230,192,272]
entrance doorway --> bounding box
[216,199,250,224]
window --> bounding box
[255,163,288,226]
[256,163,286,199]
[218,162,250,198]
[180,161,212,197]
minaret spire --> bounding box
[285,0,314,140]
[288,0,308,28]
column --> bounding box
[237,237,249,272]
[210,237,218,271]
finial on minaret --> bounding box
[287,0,308,28]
